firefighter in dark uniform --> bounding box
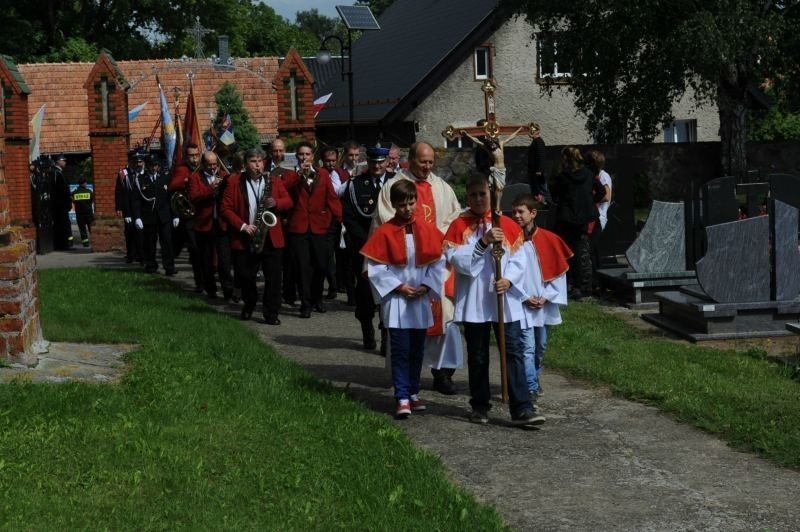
[342,145,395,351]
[133,154,178,275]
[51,153,74,250]
[116,150,146,263]
[71,177,94,247]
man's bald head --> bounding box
[271,139,286,162]
[408,142,434,180]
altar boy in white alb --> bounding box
[361,180,446,419]
[443,174,544,426]
[512,193,572,411]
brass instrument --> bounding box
[250,173,278,254]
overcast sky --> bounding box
[265,0,347,22]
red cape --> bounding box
[360,216,444,267]
[531,227,573,282]
[443,211,523,254]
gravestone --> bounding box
[685,176,739,269]
[596,200,697,309]
[645,176,800,341]
[695,216,770,303]
[626,201,685,273]
[772,200,800,301]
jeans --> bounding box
[463,321,533,417]
[389,328,427,400]
[521,326,548,393]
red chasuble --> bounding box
[414,179,437,226]
[360,216,444,267]
[444,211,524,253]
[530,227,573,282]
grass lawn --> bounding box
[0,268,504,530]
[549,301,800,469]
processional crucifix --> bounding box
[442,79,539,403]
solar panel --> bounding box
[336,5,381,30]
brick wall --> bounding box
[1,76,33,233]
[86,54,129,251]
[275,50,315,143]
[0,96,43,365]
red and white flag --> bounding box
[313,93,333,118]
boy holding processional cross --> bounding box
[512,193,572,410]
[361,180,446,419]
[443,174,545,426]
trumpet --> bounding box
[170,189,195,219]
[250,173,277,254]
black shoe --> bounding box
[194,286,204,294]
[240,309,252,321]
[165,269,177,277]
[231,294,241,304]
[283,298,296,306]
[299,308,311,319]
[433,375,457,395]
[345,298,356,306]
[325,290,337,300]
[512,410,546,426]
[312,303,327,313]
[264,317,281,326]
[145,267,158,274]
[125,257,134,264]
[207,292,218,299]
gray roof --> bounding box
[315,0,500,126]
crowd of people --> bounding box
[112,134,613,425]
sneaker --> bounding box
[469,408,489,425]
[409,395,426,412]
[512,410,546,426]
[395,399,411,419]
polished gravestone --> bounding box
[597,200,697,309]
[646,184,800,341]
[696,216,770,303]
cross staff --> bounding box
[442,79,538,403]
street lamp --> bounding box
[317,34,354,140]
[316,5,380,141]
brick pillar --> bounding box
[0,76,44,365]
[275,48,317,144]
[0,55,34,240]
[84,51,130,252]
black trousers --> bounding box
[76,214,93,242]
[289,231,330,311]
[232,241,283,319]
[173,219,204,289]
[142,220,174,272]
[350,250,376,323]
[325,220,342,292]
[196,223,234,297]
[557,221,592,294]
[124,220,143,261]
[53,210,72,249]
[282,228,298,303]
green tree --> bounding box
[502,0,800,178]
[355,0,395,18]
[213,81,260,152]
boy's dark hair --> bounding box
[511,192,543,211]
[296,140,315,153]
[465,172,490,191]
[389,179,417,206]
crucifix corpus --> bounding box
[442,78,539,403]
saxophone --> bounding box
[250,173,278,254]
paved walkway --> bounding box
[35,251,800,530]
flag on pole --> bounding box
[183,78,204,154]
[128,101,148,122]
[313,93,333,118]
[157,76,176,168]
[218,113,235,146]
[29,104,46,162]
[173,102,184,168]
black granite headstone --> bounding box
[769,174,800,210]
[684,176,740,268]
[695,216,770,303]
[771,200,800,301]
